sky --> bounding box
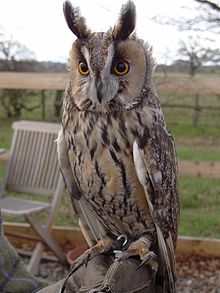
[0,0,217,64]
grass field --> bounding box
[0,85,219,239]
[179,177,220,238]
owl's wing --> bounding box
[133,122,179,293]
[57,128,101,246]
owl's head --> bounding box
[64,1,155,113]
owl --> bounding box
[57,1,179,292]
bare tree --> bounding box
[0,33,42,118]
[153,0,220,33]
[196,0,220,11]
[192,0,220,32]
[177,36,220,76]
[0,33,35,71]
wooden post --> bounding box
[193,93,201,127]
[41,90,46,120]
[54,90,63,119]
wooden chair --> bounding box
[0,120,67,273]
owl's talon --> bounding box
[69,237,114,273]
[116,234,128,247]
[137,251,158,270]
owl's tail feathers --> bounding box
[155,226,177,293]
[75,198,103,246]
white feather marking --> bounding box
[153,171,162,184]
[56,128,67,164]
[81,46,90,68]
[105,44,114,73]
[133,141,154,213]
[133,141,147,187]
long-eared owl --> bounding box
[57,1,179,292]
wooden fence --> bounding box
[0,71,220,179]
[0,72,220,93]
[1,72,220,125]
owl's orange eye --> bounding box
[78,62,89,75]
[113,61,130,75]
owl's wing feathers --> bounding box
[57,128,100,245]
[133,122,179,241]
[133,119,179,292]
[57,128,81,200]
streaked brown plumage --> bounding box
[58,1,179,292]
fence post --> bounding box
[193,93,200,127]
[54,90,63,119]
[41,90,46,120]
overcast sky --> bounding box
[0,0,216,64]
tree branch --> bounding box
[195,0,220,12]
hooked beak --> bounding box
[96,79,103,103]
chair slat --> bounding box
[27,131,40,186]
[5,121,62,196]
[20,131,33,186]
[32,132,44,188]
[38,132,52,190]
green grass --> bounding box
[179,177,220,238]
[0,120,13,149]
[177,146,220,162]
[0,90,56,117]
[160,93,220,139]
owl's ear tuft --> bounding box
[63,1,90,39]
[113,1,136,41]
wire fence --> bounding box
[160,92,220,132]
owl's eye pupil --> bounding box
[114,61,130,75]
[79,62,89,75]
[117,63,125,72]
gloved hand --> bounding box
[0,211,48,293]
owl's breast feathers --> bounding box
[62,99,179,246]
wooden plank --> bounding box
[178,160,220,179]
[177,236,220,257]
[156,76,220,95]
[0,72,67,90]
[3,222,220,257]
[12,120,61,133]
[3,222,86,249]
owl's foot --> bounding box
[70,237,113,274]
[60,237,115,292]
[114,236,158,271]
